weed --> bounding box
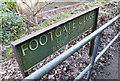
[6,47,13,60]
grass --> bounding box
[37,0,109,30]
[0,55,3,60]
[6,47,13,60]
[38,12,72,29]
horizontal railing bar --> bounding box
[74,64,92,81]
[74,32,120,81]
[94,32,120,64]
[24,15,120,80]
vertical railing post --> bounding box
[86,33,102,81]
[89,7,99,56]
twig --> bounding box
[33,2,53,17]
[21,0,34,14]
[24,17,37,26]
[34,0,39,6]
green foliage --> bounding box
[0,1,7,12]
[0,2,27,44]
[0,55,3,60]
[39,13,71,29]
[4,2,17,12]
[6,47,13,60]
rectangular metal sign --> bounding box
[11,7,99,74]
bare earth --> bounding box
[95,18,120,80]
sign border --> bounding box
[11,6,99,77]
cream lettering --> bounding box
[55,27,61,37]
[29,39,39,50]
[49,31,54,40]
[39,35,48,45]
[21,43,28,56]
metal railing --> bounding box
[23,14,120,81]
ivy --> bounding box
[4,2,17,12]
[0,1,28,44]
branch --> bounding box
[21,0,34,14]
[24,17,37,26]
[34,0,39,6]
[33,2,53,17]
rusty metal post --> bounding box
[89,8,99,56]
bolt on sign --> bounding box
[11,7,99,76]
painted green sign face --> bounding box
[11,7,99,73]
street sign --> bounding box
[11,7,99,75]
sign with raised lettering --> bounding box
[11,7,99,74]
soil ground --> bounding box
[95,17,120,80]
[96,42,120,79]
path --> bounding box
[96,16,120,80]
[96,42,120,79]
